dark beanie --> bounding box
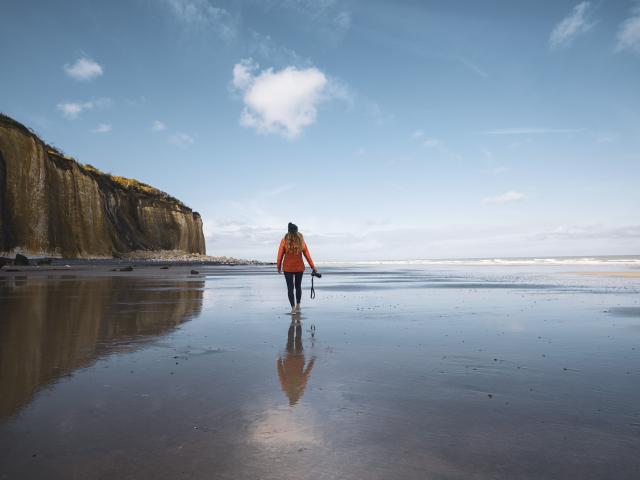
[288,222,298,233]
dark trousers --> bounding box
[284,271,303,306]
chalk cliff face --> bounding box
[0,114,205,258]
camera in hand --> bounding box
[311,270,322,278]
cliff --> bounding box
[0,114,205,258]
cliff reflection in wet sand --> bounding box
[0,276,204,419]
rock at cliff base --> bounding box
[14,254,30,266]
[120,266,134,272]
[190,269,199,275]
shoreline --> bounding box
[564,271,640,277]
[0,263,272,277]
[0,250,270,270]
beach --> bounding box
[1,263,639,479]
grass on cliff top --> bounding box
[54,157,180,202]
[82,164,168,197]
[1,113,187,208]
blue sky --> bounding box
[1,0,639,261]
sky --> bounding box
[1,0,639,261]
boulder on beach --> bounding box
[14,254,29,266]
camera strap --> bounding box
[310,273,316,299]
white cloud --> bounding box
[204,220,283,257]
[57,103,84,119]
[482,191,525,205]
[616,6,640,53]
[491,166,509,175]
[277,0,351,41]
[264,184,294,197]
[151,120,167,132]
[231,58,330,139]
[363,98,393,125]
[412,130,442,147]
[56,97,112,119]
[232,58,256,90]
[595,132,616,143]
[204,218,640,261]
[323,76,354,107]
[457,57,489,78]
[165,0,236,40]
[531,224,640,241]
[413,134,459,159]
[168,132,194,147]
[200,191,638,261]
[247,30,306,66]
[91,123,112,133]
[125,96,147,107]
[481,127,583,135]
[334,11,351,30]
[549,2,593,49]
[64,57,104,81]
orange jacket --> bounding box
[277,238,315,272]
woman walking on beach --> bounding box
[277,223,317,314]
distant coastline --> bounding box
[318,255,640,267]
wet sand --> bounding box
[1,265,639,479]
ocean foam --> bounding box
[319,256,640,266]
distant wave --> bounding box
[320,256,640,266]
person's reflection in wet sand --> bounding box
[276,315,315,406]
